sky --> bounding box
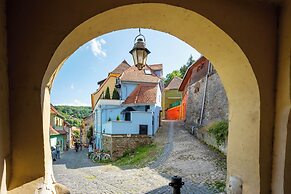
[51,29,201,106]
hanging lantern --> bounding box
[129,29,151,70]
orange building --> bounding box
[162,77,182,120]
[178,56,209,121]
[166,106,181,120]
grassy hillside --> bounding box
[55,105,92,127]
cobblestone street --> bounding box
[53,121,226,193]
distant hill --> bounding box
[54,105,92,127]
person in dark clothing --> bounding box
[74,141,79,152]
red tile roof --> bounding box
[49,125,67,136]
[97,78,106,85]
[57,129,67,135]
[179,56,208,91]
[120,65,160,83]
[49,125,60,135]
[123,83,158,105]
[165,77,182,90]
[149,64,163,71]
[110,60,131,74]
[50,104,60,115]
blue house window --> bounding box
[125,112,131,121]
[145,105,150,112]
[139,125,148,135]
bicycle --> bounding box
[89,151,111,162]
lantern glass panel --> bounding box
[137,49,144,65]
[131,50,138,65]
[142,52,148,65]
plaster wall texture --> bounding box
[0,0,9,192]
[272,0,291,193]
[4,1,280,193]
[153,105,161,133]
[156,84,162,108]
[94,103,124,134]
[121,82,137,100]
[185,72,228,130]
[104,111,154,135]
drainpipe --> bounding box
[199,61,211,125]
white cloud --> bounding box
[70,84,74,90]
[70,99,90,106]
[55,99,90,106]
[100,38,106,44]
[89,38,107,57]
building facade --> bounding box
[49,105,71,151]
[81,113,94,147]
[179,56,228,129]
[92,62,163,157]
[91,60,131,108]
[162,77,182,120]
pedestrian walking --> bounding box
[88,143,93,158]
[56,142,61,159]
[74,141,79,152]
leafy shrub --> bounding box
[207,180,226,192]
[116,115,120,121]
[105,87,111,99]
[72,130,80,139]
[112,88,120,100]
[87,125,93,139]
[208,120,228,146]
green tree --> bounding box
[179,55,195,78]
[72,130,80,139]
[54,105,92,127]
[186,55,195,66]
[163,55,195,85]
[87,125,93,140]
[164,70,181,86]
[105,87,111,99]
[112,88,120,100]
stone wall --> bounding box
[102,134,152,159]
[195,127,227,155]
[185,71,228,130]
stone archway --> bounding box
[41,3,260,193]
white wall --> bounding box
[103,111,153,135]
[121,82,137,100]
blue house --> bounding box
[93,62,163,151]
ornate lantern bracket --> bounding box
[129,28,151,70]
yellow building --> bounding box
[91,60,131,109]
[162,77,182,119]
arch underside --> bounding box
[41,3,260,193]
